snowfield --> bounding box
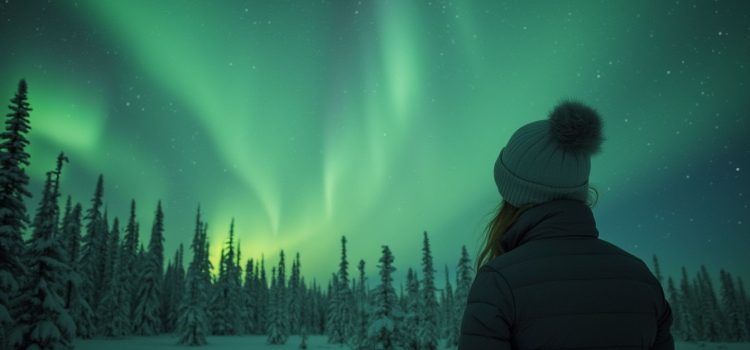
[73,336,750,350]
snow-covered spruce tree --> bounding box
[666,276,684,340]
[442,264,455,346]
[79,174,107,334]
[98,210,111,310]
[299,276,309,334]
[693,275,707,340]
[678,267,696,341]
[161,244,185,333]
[177,206,210,346]
[208,247,224,334]
[266,266,287,344]
[211,219,243,335]
[173,246,187,332]
[99,218,130,337]
[10,155,75,349]
[250,259,262,334]
[235,244,249,334]
[289,252,302,334]
[277,250,289,341]
[418,231,439,350]
[161,259,175,332]
[451,245,473,346]
[257,255,268,334]
[242,258,255,334]
[397,282,406,320]
[327,236,353,345]
[350,259,368,349]
[401,268,420,350]
[133,201,165,335]
[367,245,398,350]
[325,273,336,340]
[309,280,322,335]
[122,199,139,330]
[720,270,747,341]
[698,265,723,341]
[58,198,94,338]
[0,79,33,350]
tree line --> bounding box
[651,255,750,342]
[0,79,476,349]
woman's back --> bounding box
[459,199,673,349]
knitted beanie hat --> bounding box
[494,100,604,207]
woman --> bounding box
[459,101,673,350]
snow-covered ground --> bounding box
[73,336,750,350]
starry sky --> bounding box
[1,0,748,289]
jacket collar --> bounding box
[500,199,599,252]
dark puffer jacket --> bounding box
[459,199,673,350]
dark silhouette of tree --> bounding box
[0,79,33,349]
[10,153,75,349]
[367,245,398,350]
[177,206,210,345]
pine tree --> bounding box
[328,236,353,345]
[418,231,439,350]
[289,252,302,334]
[402,268,420,350]
[277,250,289,340]
[150,201,165,277]
[678,267,696,341]
[451,245,473,346]
[367,245,398,350]
[58,199,94,338]
[161,246,184,333]
[351,259,368,349]
[235,244,249,334]
[133,201,165,335]
[310,280,326,334]
[299,276,310,335]
[665,277,683,340]
[99,218,130,337]
[79,174,107,329]
[719,270,747,341]
[698,265,723,341]
[442,264,455,346]
[208,247,223,334]
[9,155,75,349]
[0,79,33,350]
[257,255,268,333]
[173,245,185,330]
[242,258,255,334]
[177,206,209,346]
[266,266,287,344]
[122,200,139,329]
[326,272,337,340]
[210,219,243,335]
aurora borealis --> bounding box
[1,0,748,287]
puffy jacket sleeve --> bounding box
[652,283,675,350]
[458,265,514,350]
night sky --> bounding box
[1,0,748,288]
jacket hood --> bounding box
[500,198,599,252]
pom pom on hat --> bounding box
[548,100,604,155]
